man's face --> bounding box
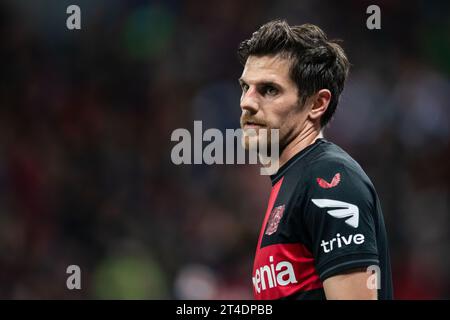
[239,55,308,151]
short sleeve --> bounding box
[300,161,380,281]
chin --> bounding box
[241,135,273,153]
[241,134,259,151]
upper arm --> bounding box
[323,268,377,300]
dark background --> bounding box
[0,0,449,299]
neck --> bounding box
[278,126,323,169]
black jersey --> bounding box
[252,138,393,300]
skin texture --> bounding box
[323,269,378,300]
[240,54,377,300]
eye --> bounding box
[241,83,249,92]
[263,85,278,96]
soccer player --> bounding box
[238,20,393,300]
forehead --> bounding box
[240,55,294,86]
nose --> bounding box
[240,87,259,113]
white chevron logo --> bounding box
[311,199,359,228]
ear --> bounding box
[309,89,331,122]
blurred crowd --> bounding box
[0,0,449,299]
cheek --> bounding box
[266,101,298,129]
[273,102,305,140]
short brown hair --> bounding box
[237,20,350,127]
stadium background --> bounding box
[0,0,449,299]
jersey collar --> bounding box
[270,138,326,185]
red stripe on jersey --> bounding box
[256,177,284,251]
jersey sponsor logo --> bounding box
[311,199,359,228]
[265,205,285,236]
[252,255,298,294]
[252,243,322,299]
[320,233,365,253]
[316,173,341,189]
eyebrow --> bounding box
[238,78,281,87]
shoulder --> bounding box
[304,140,373,190]
[294,140,377,210]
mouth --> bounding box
[243,121,266,129]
